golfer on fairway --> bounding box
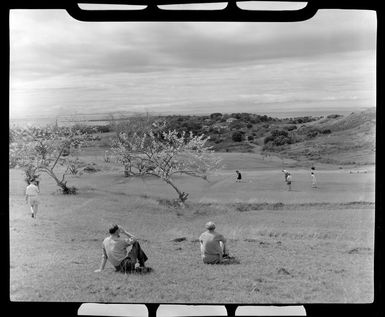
[310,167,317,188]
[25,179,40,218]
[311,171,317,188]
[235,170,242,182]
[286,173,292,191]
[199,221,231,264]
[95,224,151,274]
[282,169,289,182]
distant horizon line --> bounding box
[10,106,374,122]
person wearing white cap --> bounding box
[199,221,229,264]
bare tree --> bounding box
[111,123,221,204]
[10,125,97,194]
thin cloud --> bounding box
[10,10,376,77]
[9,9,376,119]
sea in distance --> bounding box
[9,108,366,128]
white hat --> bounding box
[205,221,216,230]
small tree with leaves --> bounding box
[111,124,221,204]
[9,125,97,194]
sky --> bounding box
[9,6,376,120]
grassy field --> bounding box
[9,153,375,303]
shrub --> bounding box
[327,114,343,119]
[284,125,297,131]
[247,135,254,141]
[289,116,318,124]
[210,113,222,120]
[96,125,111,133]
[232,131,244,142]
[246,123,253,129]
[264,135,275,144]
[230,122,243,130]
[264,129,292,146]
[321,129,332,134]
[273,135,291,146]
[306,129,320,138]
[210,136,223,144]
[72,124,97,135]
[260,115,271,122]
[249,118,260,124]
[271,129,289,138]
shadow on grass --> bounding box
[205,257,241,265]
[117,267,154,274]
[220,257,241,265]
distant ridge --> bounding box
[322,108,375,132]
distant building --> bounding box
[202,125,210,132]
[212,123,228,132]
[226,118,237,123]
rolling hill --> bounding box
[265,108,375,166]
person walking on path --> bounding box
[95,224,151,274]
[25,179,40,218]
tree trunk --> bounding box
[124,164,132,177]
[164,178,189,205]
[57,180,74,194]
[41,168,76,194]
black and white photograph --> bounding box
[9,3,376,303]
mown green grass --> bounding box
[9,162,375,304]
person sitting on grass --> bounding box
[199,221,235,264]
[95,224,151,274]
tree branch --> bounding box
[51,143,67,170]
[60,165,70,183]
[170,170,208,181]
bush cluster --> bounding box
[283,125,297,131]
[72,124,111,134]
[264,129,292,146]
[305,128,332,139]
[232,131,245,142]
[327,114,343,119]
[288,116,318,124]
